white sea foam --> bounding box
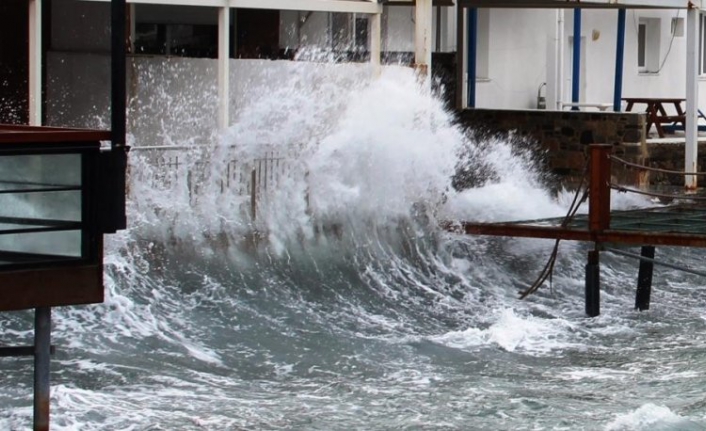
[430,308,581,355]
[604,404,702,431]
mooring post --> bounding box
[635,245,655,311]
[585,249,600,317]
[589,144,612,232]
[34,307,51,431]
[585,145,612,317]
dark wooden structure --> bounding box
[0,125,110,312]
[0,1,127,430]
[448,144,706,317]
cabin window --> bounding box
[637,18,660,73]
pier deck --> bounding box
[446,144,706,316]
[454,205,706,248]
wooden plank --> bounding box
[0,264,103,312]
[453,221,706,248]
[0,125,110,144]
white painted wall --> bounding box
[576,9,688,107]
[473,9,555,109]
[43,0,706,125]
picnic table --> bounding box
[622,97,686,138]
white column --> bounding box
[557,10,564,110]
[218,6,230,130]
[415,0,433,78]
[29,0,42,126]
[370,12,381,77]
[685,7,699,190]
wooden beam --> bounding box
[451,221,706,248]
[0,265,103,312]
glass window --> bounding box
[0,153,84,262]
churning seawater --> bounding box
[3,65,706,430]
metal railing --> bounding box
[129,145,293,221]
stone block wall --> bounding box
[643,143,706,186]
[455,109,647,187]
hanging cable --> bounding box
[519,160,589,299]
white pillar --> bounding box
[218,6,230,130]
[415,0,433,78]
[29,0,42,126]
[557,9,564,110]
[370,12,382,77]
[685,7,699,190]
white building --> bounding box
[0,1,702,129]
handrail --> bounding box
[610,154,706,177]
[609,183,706,202]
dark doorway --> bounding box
[236,9,280,59]
[0,0,29,124]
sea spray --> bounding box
[4,59,697,431]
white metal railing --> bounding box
[129,146,292,221]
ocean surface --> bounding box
[2,66,706,430]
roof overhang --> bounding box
[382,0,456,5]
[458,0,694,8]
[81,0,383,14]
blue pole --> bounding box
[614,9,626,112]
[572,8,582,110]
[467,8,478,108]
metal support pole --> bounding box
[613,9,626,112]
[589,144,612,232]
[635,245,655,311]
[28,0,42,126]
[455,5,464,110]
[467,8,478,108]
[685,7,699,190]
[586,249,600,317]
[414,0,433,79]
[217,6,230,130]
[108,0,128,232]
[370,11,382,77]
[572,9,581,109]
[33,307,51,431]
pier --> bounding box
[446,144,706,317]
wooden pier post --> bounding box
[585,144,612,317]
[33,307,51,431]
[589,144,612,232]
[585,249,600,317]
[635,245,655,311]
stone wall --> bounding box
[644,143,706,186]
[455,108,647,187]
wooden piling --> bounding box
[33,307,51,431]
[589,144,612,233]
[584,145,612,317]
[585,249,600,317]
[635,245,655,311]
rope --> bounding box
[519,163,589,299]
[610,155,706,177]
[604,247,706,278]
[609,183,706,202]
